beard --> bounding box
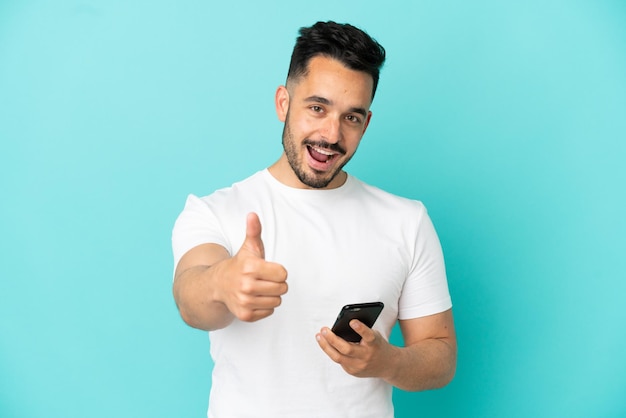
[281,115,352,189]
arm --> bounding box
[172,213,288,331]
[316,309,456,391]
[173,243,234,331]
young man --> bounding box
[172,21,456,418]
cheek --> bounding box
[346,140,363,156]
[291,117,317,139]
[343,130,365,150]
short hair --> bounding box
[286,21,386,100]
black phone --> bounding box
[331,302,384,343]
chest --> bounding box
[263,205,412,331]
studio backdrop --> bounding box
[1,1,625,417]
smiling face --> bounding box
[270,55,374,189]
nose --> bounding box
[321,117,342,144]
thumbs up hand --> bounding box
[240,211,267,260]
[213,213,288,322]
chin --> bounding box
[302,167,343,189]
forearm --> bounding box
[383,337,457,391]
[173,265,234,331]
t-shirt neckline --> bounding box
[261,168,355,197]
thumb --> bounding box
[243,212,265,259]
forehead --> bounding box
[289,56,374,107]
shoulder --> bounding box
[349,176,427,216]
[176,170,269,231]
[172,171,269,260]
[194,170,268,206]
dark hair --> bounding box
[287,21,386,100]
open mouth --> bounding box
[307,145,336,164]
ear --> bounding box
[275,85,289,122]
[361,111,373,136]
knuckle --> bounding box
[240,258,260,275]
[342,345,356,356]
[239,279,254,294]
[240,264,253,276]
[235,293,254,308]
[329,351,342,364]
[237,309,255,322]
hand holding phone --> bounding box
[331,302,384,343]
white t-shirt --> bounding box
[172,169,452,418]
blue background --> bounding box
[1,0,625,417]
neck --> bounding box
[268,154,347,190]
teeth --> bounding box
[312,147,334,156]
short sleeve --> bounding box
[171,194,231,270]
[398,206,452,320]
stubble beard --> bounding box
[281,116,352,189]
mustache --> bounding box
[303,140,347,156]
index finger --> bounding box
[318,327,356,357]
[256,261,288,283]
[349,319,376,344]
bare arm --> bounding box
[387,309,456,390]
[172,213,288,331]
[316,309,456,391]
[173,243,234,330]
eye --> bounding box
[310,105,324,113]
[346,114,362,124]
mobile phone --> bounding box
[331,302,384,343]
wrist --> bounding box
[381,344,404,383]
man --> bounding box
[172,21,456,417]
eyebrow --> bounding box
[304,95,368,118]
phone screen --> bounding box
[331,302,384,343]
